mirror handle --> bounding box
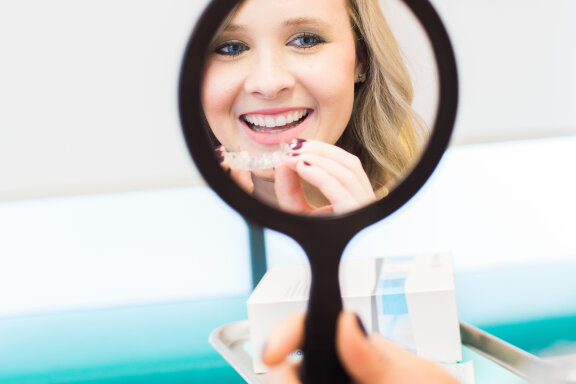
[299,257,350,384]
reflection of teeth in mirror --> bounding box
[242,110,309,133]
[223,142,290,171]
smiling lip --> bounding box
[240,108,312,145]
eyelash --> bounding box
[214,32,325,57]
[214,40,249,57]
[287,32,325,49]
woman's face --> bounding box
[201,0,362,155]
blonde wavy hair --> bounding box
[341,0,427,196]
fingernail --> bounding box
[355,314,367,337]
[303,161,311,166]
[214,146,225,163]
[289,138,306,150]
[288,152,300,157]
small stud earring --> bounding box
[356,73,366,83]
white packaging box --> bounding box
[247,253,462,373]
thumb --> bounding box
[337,311,460,384]
[336,311,388,382]
[274,165,312,214]
[229,169,254,194]
[262,313,306,366]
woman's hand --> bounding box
[215,140,377,214]
[263,311,460,384]
[274,139,376,215]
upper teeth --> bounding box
[243,109,307,128]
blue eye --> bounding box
[215,42,249,56]
[289,33,324,48]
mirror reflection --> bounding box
[200,0,437,215]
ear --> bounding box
[354,60,366,84]
[354,42,368,81]
[354,62,364,79]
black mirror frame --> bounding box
[179,0,458,240]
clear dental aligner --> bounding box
[222,142,290,171]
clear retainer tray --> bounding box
[223,142,290,171]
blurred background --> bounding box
[0,0,575,382]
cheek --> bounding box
[308,46,356,103]
[201,63,241,142]
[202,65,235,117]
[303,52,357,140]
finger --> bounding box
[264,361,301,384]
[369,336,460,384]
[275,163,336,216]
[215,146,255,194]
[339,316,460,384]
[286,153,374,204]
[290,139,364,174]
[229,168,254,194]
[214,145,229,172]
[293,161,363,213]
[289,140,374,192]
[287,140,375,205]
[274,165,314,214]
[262,313,306,366]
[336,311,389,383]
[309,204,334,216]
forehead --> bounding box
[226,0,352,32]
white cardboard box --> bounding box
[247,253,462,373]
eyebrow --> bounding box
[223,17,331,33]
[222,23,245,33]
[282,17,331,29]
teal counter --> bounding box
[0,297,248,383]
[2,262,576,383]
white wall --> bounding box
[0,0,209,200]
[431,0,576,144]
[1,0,574,199]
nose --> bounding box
[243,51,295,99]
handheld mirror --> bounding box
[179,0,457,382]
